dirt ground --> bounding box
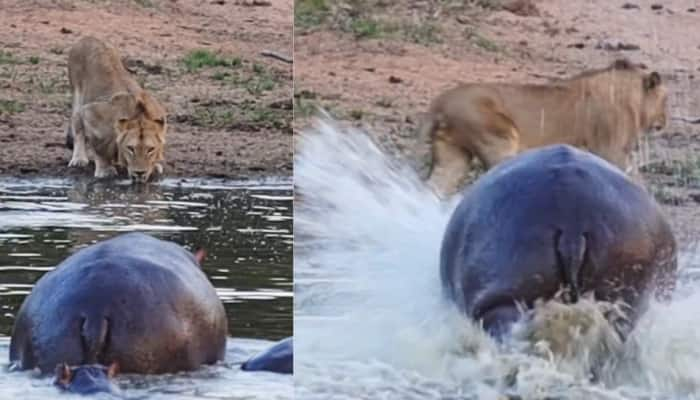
[294,0,700,249]
[0,0,292,179]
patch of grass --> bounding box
[0,51,17,65]
[191,101,289,131]
[641,158,700,189]
[403,22,442,45]
[182,50,241,72]
[0,100,25,115]
[465,29,500,52]
[349,18,387,39]
[28,77,68,95]
[134,0,154,7]
[295,0,330,30]
[192,107,235,128]
[210,62,279,95]
[28,56,40,65]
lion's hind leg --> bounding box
[426,135,471,197]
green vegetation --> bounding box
[210,61,279,95]
[295,0,330,29]
[28,56,40,65]
[182,50,242,72]
[0,100,25,115]
[192,107,235,128]
[191,101,289,131]
[465,29,500,52]
[295,0,443,45]
[0,51,17,65]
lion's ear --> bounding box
[644,72,661,91]
[110,92,140,120]
[117,118,130,131]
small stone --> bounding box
[651,4,663,10]
[388,75,403,84]
[688,8,696,12]
[621,3,640,9]
[567,42,585,49]
[60,27,72,34]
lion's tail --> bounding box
[555,230,587,302]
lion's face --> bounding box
[642,71,668,134]
[117,116,165,183]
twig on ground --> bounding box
[260,50,292,64]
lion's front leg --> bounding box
[94,154,117,179]
[68,113,90,168]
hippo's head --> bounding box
[54,362,119,395]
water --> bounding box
[0,177,292,399]
[294,116,700,400]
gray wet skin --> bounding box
[9,233,227,380]
[241,337,293,374]
[440,144,677,339]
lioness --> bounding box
[421,59,667,195]
[66,36,167,183]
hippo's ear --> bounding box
[54,363,72,387]
[194,249,207,266]
[107,362,119,378]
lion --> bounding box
[66,36,167,183]
[420,59,668,195]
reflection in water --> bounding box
[0,177,292,399]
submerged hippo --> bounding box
[241,337,293,374]
[10,232,227,394]
[440,145,677,338]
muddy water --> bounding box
[0,177,292,399]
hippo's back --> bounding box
[440,145,676,322]
[10,233,227,374]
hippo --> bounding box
[440,144,677,339]
[241,337,293,374]
[9,232,227,394]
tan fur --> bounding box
[67,36,167,183]
[423,59,668,195]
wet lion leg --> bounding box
[94,154,117,179]
[68,113,90,168]
[427,137,470,197]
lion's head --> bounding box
[111,92,167,183]
[640,70,667,134]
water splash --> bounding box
[294,115,700,399]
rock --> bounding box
[567,42,585,49]
[501,0,539,17]
[388,76,403,84]
[60,27,72,34]
[651,4,663,10]
[688,8,696,12]
[622,3,640,9]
